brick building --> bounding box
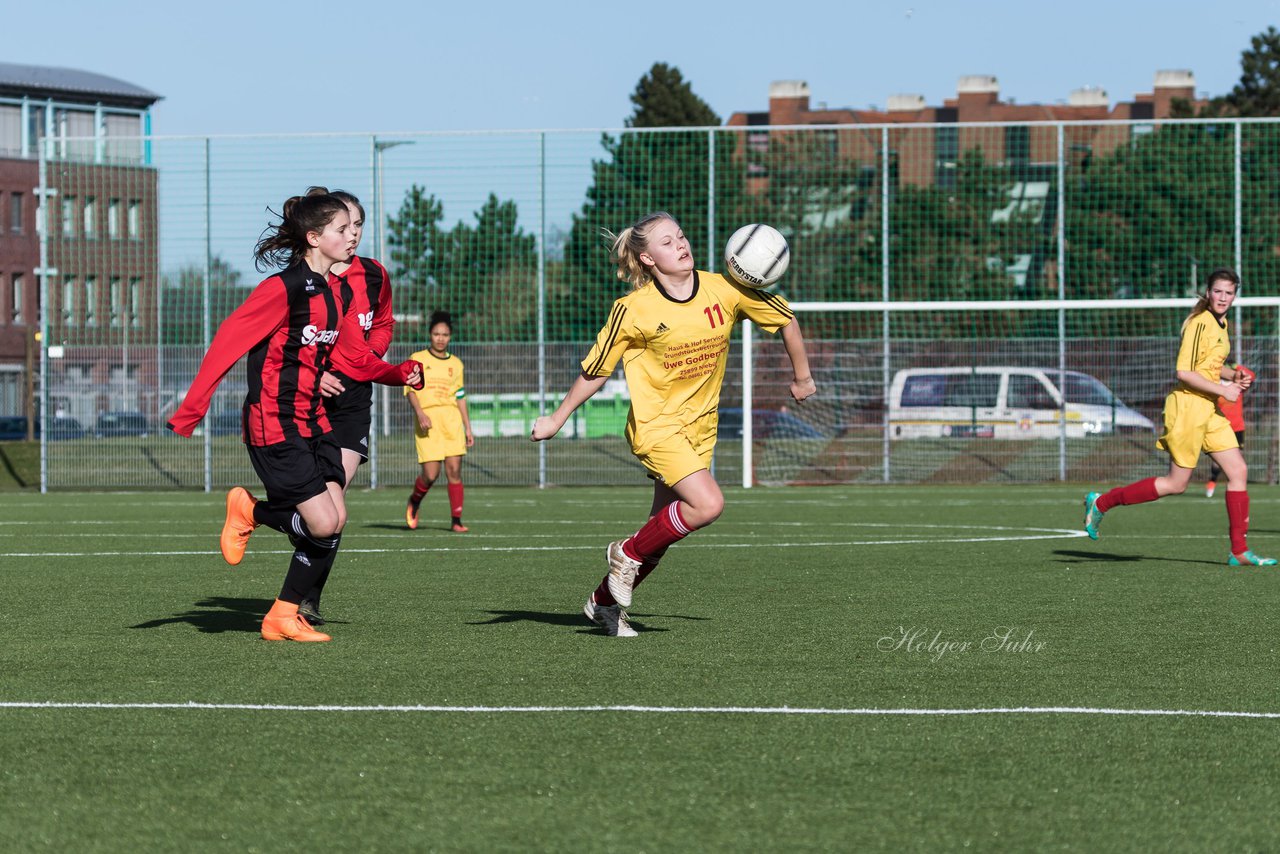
[727,71,1203,189]
[0,62,161,427]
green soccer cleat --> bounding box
[1083,492,1104,540]
[1228,551,1278,567]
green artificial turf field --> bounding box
[1,485,1278,851]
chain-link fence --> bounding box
[22,119,1280,488]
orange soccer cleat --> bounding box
[261,600,331,642]
[451,521,469,533]
[406,496,421,530]
[220,487,259,566]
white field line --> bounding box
[0,529,1088,558]
[0,701,1277,719]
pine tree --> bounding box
[1226,26,1280,116]
[557,63,747,339]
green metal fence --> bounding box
[21,119,1280,489]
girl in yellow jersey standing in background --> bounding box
[405,310,475,532]
[531,212,817,637]
[1083,268,1274,566]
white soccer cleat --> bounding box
[583,596,637,638]
[606,540,641,608]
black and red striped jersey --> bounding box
[331,255,395,376]
[168,263,344,445]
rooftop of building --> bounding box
[0,61,161,110]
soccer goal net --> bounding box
[733,297,1280,487]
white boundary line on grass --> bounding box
[0,528,1088,558]
[0,701,1277,719]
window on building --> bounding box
[61,196,77,236]
[84,277,97,326]
[128,277,141,328]
[9,193,21,234]
[83,197,96,238]
[62,278,77,326]
[108,199,121,238]
[1004,125,1030,170]
[127,200,141,239]
[110,276,123,327]
[11,274,22,325]
[59,109,95,162]
[104,113,143,165]
[935,126,959,189]
[0,105,20,157]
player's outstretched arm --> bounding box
[531,371,609,442]
[780,318,816,403]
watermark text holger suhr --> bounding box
[877,626,1047,663]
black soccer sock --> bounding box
[279,531,339,604]
[253,501,297,536]
[304,533,341,606]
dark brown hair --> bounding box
[252,190,348,272]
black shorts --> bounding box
[247,432,346,507]
[325,373,373,462]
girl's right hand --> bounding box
[790,376,817,403]
[530,415,559,442]
[418,412,432,433]
[1221,383,1243,403]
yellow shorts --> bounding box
[630,412,717,487]
[414,405,467,464]
[1156,390,1238,468]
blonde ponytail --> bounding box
[606,211,678,291]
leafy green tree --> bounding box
[161,255,245,344]
[385,186,537,341]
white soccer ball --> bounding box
[724,223,790,288]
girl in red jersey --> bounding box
[1083,269,1274,566]
[168,192,422,642]
[298,189,398,625]
[531,212,817,637]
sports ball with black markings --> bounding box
[724,223,790,289]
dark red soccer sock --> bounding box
[622,501,693,563]
[1096,477,1159,513]
[1226,490,1250,555]
[410,477,430,504]
[447,483,464,519]
[592,580,616,607]
[633,544,670,592]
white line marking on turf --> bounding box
[0,529,1088,558]
[0,701,1277,719]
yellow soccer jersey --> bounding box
[581,270,794,452]
[1175,311,1230,400]
[405,350,465,409]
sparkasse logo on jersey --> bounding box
[300,325,339,346]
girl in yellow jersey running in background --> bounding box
[1083,268,1274,566]
[531,212,817,637]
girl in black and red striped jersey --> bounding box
[298,189,396,625]
[168,191,422,643]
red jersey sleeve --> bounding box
[331,309,420,387]
[366,258,395,357]
[166,279,288,437]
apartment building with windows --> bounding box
[726,71,1203,189]
[0,62,161,422]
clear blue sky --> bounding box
[7,0,1280,135]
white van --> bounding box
[888,367,1156,439]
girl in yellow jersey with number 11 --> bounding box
[531,212,817,637]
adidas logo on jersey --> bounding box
[656,323,669,334]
